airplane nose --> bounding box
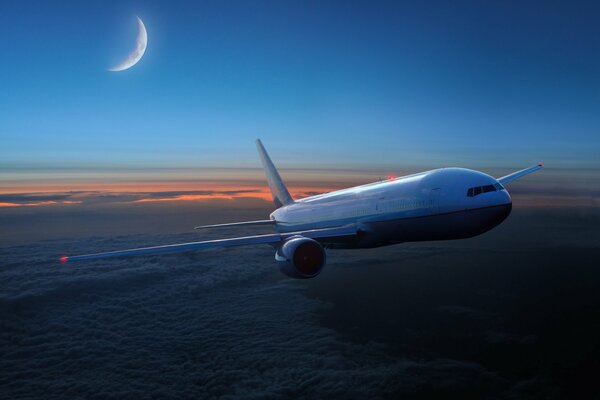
[480,202,512,233]
[495,202,512,224]
[480,190,512,232]
[494,189,512,225]
[501,188,512,205]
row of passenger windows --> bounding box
[467,183,504,197]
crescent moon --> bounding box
[108,17,147,72]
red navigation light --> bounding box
[388,175,397,180]
[538,162,544,167]
[60,256,68,264]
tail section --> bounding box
[256,139,294,208]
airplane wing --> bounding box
[497,163,544,185]
[60,225,358,263]
[194,219,275,230]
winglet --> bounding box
[497,163,544,185]
[256,139,294,208]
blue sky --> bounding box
[1,0,599,171]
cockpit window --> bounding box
[467,184,501,197]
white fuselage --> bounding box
[271,168,512,248]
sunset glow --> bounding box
[131,192,272,203]
[0,200,82,208]
[0,178,342,208]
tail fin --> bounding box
[256,139,294,208]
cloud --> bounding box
[2,206,599,398]
[0,200,81,207]
[0,186,332,208]
[131,189,272,203]
[0,193,85,207]
[0,193,80,202]
[0,234,508,399]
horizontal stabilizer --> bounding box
[61,225,357,263]
[497,163,544,185]
[194,220,276,230]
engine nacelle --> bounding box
[275,236,326,279]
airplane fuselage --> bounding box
[271,168,512,248]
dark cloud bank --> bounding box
[1,207,599,399]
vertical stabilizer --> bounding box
[256,139,294,208]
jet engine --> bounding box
[275,236,326,279]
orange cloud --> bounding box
[0,200,82,208]
[129,187,324,204]
[0,179,335,208]
[132,193,263,203]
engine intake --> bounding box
[275,236,326,279]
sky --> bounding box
[0,0,599,212]
[2,3,600,398]
[1,0,599,171]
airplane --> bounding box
[61,140,544,278]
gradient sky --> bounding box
[3,4,600,396]
[1,0,599,172]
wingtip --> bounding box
[59,256,68,264]
[538,162,544,167]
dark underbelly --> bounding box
[323,203,512,249]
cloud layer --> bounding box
[1,200,599,399]
[0,235,502,399]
